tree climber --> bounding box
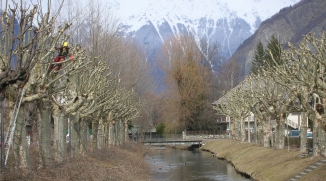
[49,42,73,72]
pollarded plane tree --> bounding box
[68,70,141,150]
[270,33,326,156]
[227,85,252,142]
[0,2,39,95]
[90,80,131,149]
[264,63,309,153]
[96,82,129,147]
[305,33,326,156]
[247,74,276,147]
[234,77,261,143]
[91,83,127,147]
[250,99,270,146]
[107,88,141,146]
[0,0,88,169]
[106,90,141,144]
[53,60,112,157]
[59,0,150,123]
[267,69,309,153]
[121,95,141,142]
[239,75,272,145]
[24,46,91,165]
[212,88,250,141]
[212,95,234,138]
[222,91,245,141]
[49,50,94,161]
[248,72,296,149]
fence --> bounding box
[186,130,227,135]
[139,134,183,142]
[136,131,229,143]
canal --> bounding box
[145,147,252,181]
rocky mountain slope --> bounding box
[230,0,326,76]
[108,0,300,69]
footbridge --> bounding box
[138,134,204,146]
[141,139,203,146]
[137,132,227,146]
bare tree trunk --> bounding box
[53,106,66,162]
[275,117,285,149]
[312,108,325,157]
[240,118,245,142]
[92,119,99,150]
[109,121,115,145]
[70,114,80,158]
[104,112,112,147]
[103,122,108,147]
[234,118,239,140]
[274,119,279,148]
[125,119,129,142]
[247,117,251,143]
[37,100,52,167]
[258,125,264,145]
[319,125,326,156]
[312,119,319,157]
[116,119,121,145]
[230,119,235,139]
[119,118,124,145]
[97,119,104,148]
[79,119,88,156]
[263,119,271,147]
[300,113,307,153]
[105,122,112,147]
[111,121,118,145]
[13,106,30,170]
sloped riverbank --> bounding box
[201,139,326,181]
[2,142,152,181]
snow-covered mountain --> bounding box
[106,0,301,63]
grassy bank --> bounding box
[201,139,326,181]
[2,142,151,181]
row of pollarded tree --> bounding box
[0,1,147,170]
[212,32,326,157]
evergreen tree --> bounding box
[264,35,283,68]
[251,35,284,75]
[251,42,265,75]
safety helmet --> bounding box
[63,42,68,47]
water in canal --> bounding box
[145,147,252,181]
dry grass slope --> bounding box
[201,139,326,181]
[1,142,152,181]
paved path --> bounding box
[289,159,326,181]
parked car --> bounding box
[306,132,313,139]
[307,132,312,139]
[288,130,313,139]
[288,130,301,137]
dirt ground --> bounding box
[1,142,152,181]
[201,139,326,181]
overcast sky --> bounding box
[2,0,300,31]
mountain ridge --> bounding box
[109,0,300,63]
[229,0,326,76]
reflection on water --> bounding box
[145,147,252,181]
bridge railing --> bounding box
[186,130,227,135]
[140,134,183,143]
